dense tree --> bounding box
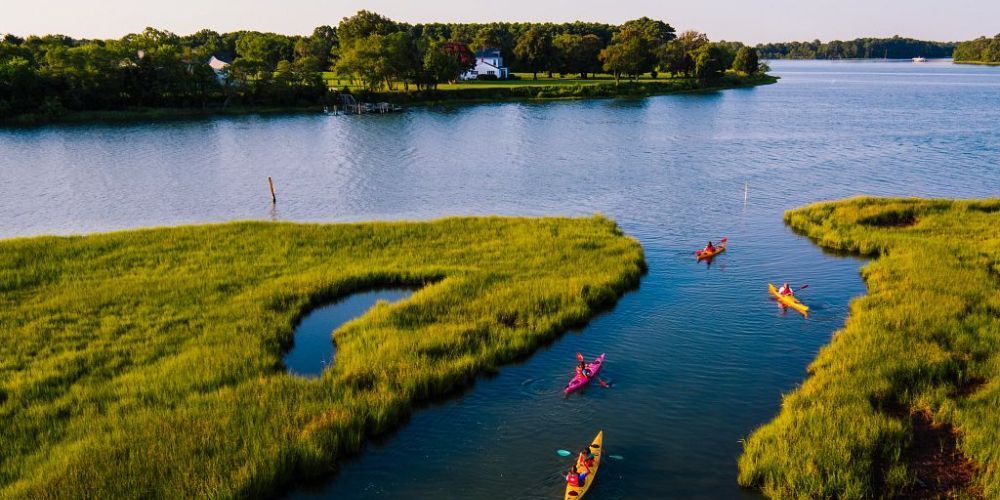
[694,45,726,80]
[618,17,676,48]
[334,34,391,91]
[757,36,955,59]
[235,32,293,70]
[732,46,759,74]
[515,26,554,80]
[438,41,476,75]
[553,33,603,78]
[953,34,1000,63]
[657,40,692,76]
[337,10,398,47]
[473,24,515,54]
[600,31,649,83]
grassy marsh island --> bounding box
[0,216,644,497]
[739,198,1000,498]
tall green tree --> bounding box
[600,32,648,83]
[694,45,726,80]
[552,33,603,78]
[617,17,676,48]
[514,26,553,80]
[732,46,759,74]
[337,10,398,47]
[657,40,691,76]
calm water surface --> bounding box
[284,289,415,377]
[2,60,998,498]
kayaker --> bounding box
[566,463,589,487]
[579,447,596,467]
[577,360,592,379]
[703,241,716,253]
[778,282,794,296]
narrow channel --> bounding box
[284,289,416,377]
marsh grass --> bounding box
[0,216,644,498]
[738,197,1000,498]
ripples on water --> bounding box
[2,60,998,498]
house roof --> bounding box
[208,55,231,70]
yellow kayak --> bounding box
[565,431,604,500]
[769,283,809,316]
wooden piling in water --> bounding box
[268,176,276,204]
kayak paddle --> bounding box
[558,449,623,460]
[598,378,610,388]
[795,284,809,292]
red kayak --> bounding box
[564,354,605,394]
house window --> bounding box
[488,70,496,76]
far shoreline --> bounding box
[0,73,777,128]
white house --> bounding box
[208,55,230,84]
[460,49,509,80]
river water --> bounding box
[2,60,998,498]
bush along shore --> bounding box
[0,216,644,498]
[738,198,1000,498]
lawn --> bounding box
[0,216,644,498]
[323,71,725,91]
[738,198,1000,498]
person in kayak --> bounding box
[578,447,596,468]
[778,282,794,296]
[566,463,589,487]
[576,360,592,379]
[703,241,716,253]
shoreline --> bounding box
[0,74,776,128]
[953,60,1000,66]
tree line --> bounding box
[953,34,1000,63]
[756,36,955,59]
[0,11,765,120]
[332,12,764,89]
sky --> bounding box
[3,0,997,44]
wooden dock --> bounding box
[326,94,402,115]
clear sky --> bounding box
[4,0,996,44]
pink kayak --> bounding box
[564,354,605,394]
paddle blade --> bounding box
[796,284,809,292]
[720,237,728,244]
[608,454,624,460]
[557,449,572,457]
[576,352,584,362]
[598,379,610,388]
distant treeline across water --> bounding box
[756,36,955,59]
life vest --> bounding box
[566,472,580,486]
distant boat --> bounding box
[912,56,927,63]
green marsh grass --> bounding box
[0,216,644,498]
[738,198,1000,498]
